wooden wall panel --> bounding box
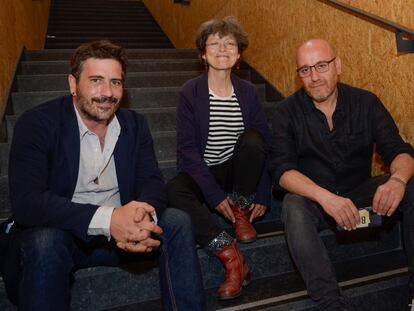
[144,0,227,48]
[144,0,414,151]
[0,0,50,114]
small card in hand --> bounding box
[337,206,382,231]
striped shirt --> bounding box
[203,88,244,166]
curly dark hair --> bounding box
[70,40,128,81]
[195,16,249,56]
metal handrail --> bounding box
[321,0,414,53]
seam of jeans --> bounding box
[162,243,178,311]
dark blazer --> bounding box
[8,96,167,241]
[176,73,271,209]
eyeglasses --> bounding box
[205,41,238,50]
[296,57,336,77]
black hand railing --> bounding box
[320,0,414,53]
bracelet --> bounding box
[389,176,407,187]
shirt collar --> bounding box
[73,103,120,138]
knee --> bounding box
[159,209,195,246]
[167,175,195,204]
[160,209,192,233]
[20,227,73,268]
[282,194,312,226]
[239,129,265,149]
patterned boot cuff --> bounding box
[205,231,234,254]
[231,192,255,210]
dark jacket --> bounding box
[176,73,271,208]
[9,96,167,241]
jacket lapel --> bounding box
[61,97,80,195]
[198,73,210,152]
[113,111,130,204]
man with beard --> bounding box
[2,40,205,310]
[271,38,414,310]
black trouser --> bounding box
[167,129,265,247]
[282,174,414,310]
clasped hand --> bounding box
[110,201,163,253]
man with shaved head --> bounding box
[271,38,414,310]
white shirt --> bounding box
[71,105,121,238]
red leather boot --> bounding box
[215,241,250,300]
[232,203,257,243]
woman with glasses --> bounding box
[167,17,271,300]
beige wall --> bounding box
[0,0,50,114]
[145,0,414,153]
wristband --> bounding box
[389,176,407,187]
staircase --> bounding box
[45,0,173,49]
[0,0,410,310]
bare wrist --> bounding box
[389,176,407,188]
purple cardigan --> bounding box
[176,73,271,209]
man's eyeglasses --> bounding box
[206,41,238,50]
[296,57,336,77]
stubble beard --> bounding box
[76,88,120,122]
[305,82,337,104]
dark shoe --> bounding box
[232,204,257,243]
[215,241,250,300]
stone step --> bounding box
[46,24,165,32]
[45,36,171,44]
[45,31,169,38]
[44,39,172,49]
[23,49,199,61]
[20,59,203,75]
[0,228,405,310]
[49,5,147,11]
[204,265,409,311]
[48,18,159,25]
[48,10,154,16]
[117,264,409,311]
[48,16,156,23]
[48,5,147,12]
[16,70,251,92]
[71,235,408,310]
[44,42,174,49]
[47,25,163,33]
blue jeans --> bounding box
[282,175,414,310]
[6,208,205,310]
